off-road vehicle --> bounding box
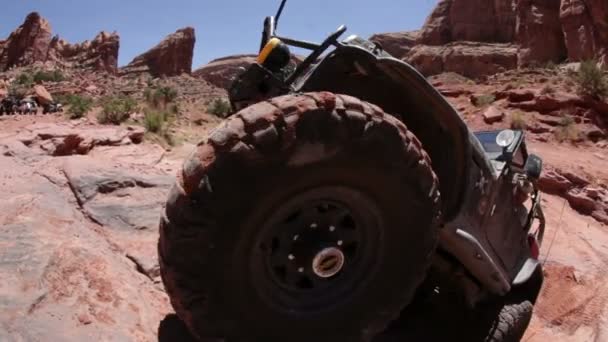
[158,1,546,341]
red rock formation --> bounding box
[369,31,420,59]
[121,28,195,77]
[560,0,608,65]
[49,31,120,74]
[193,54,257,89]
[408,42,518,79]
[0,12,52,71]
[418,0,516,45]
[373,0,608,78]
[516,0,567,66]
[0,12,119,73]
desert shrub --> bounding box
[8,84,28,99]
[52,93,71,105]
[98,95,138,124]
[15,72,34,87]
[145,86,178,109]
[33,70,64,83]
[65,94,94,119]
[554,115,579,142]
[545,61,558,70]
[572,60,608,99]
[473,94,496,107]
[143,109,167,133]
[207,98,232,117]
[143,109,175,145]
[510,112,527,129]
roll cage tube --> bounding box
[260,22,347,88]
[259,0,286,51]
[258,2,348,88]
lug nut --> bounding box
[288,254,295,260]
[293,234,299,241]
[310,223,318,229]
[337,240,343,246]
[329,226,336,232]
[298,267,304,273]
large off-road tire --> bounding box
[158,92,441,342]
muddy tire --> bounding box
[158,92,441,342]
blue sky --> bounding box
[1,0,437,69]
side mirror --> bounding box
[524,154,543,180]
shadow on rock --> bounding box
[158,314,198,342]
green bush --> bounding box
[143,109,174,145]
[15,72,34,87]
[98,95,138,124]
[144,86,178,109]
[207,98,232,117]
[144,109,167,133]
[52,93,71,105]
[573,60,608,99]
[65,95,94,119]
[8,85,28,99]
[33,70,64,83]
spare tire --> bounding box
[159,92,442,342]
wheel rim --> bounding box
[251,186,384,313]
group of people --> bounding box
[0,97,63,115]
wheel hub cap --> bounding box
[312,247,345,278]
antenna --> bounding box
[275,0,288,26]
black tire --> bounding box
[383,266,542,342]
[159,92,442,342]
[482,265,543,341]
[483,300,533,342]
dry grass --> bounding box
[473,94,496,107]
[510,111,527,129]
[554,115,580,142]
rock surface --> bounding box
[482,106,505,124]
[193,54,257,89]
[33,85,53,105]
[2,122,145,157]
[0,120,179,341]
[121,28,195,77]
[407,42,518,78]
[370,31,420,59]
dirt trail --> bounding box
[523,141,608,342]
